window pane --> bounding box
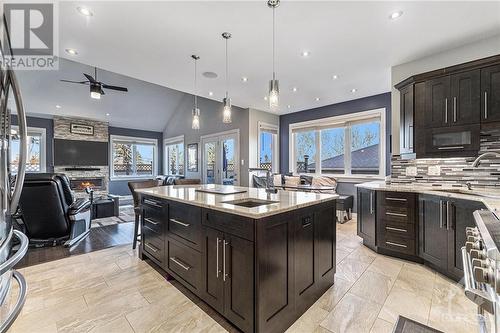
[351,121,380,175]
[321,127,345,174]
[222,138,235,185]
[166,142,184,175]
[259,131,273,170]
[294,130,316,173]
[10,134,42,173]
[135,144,154,176]
[113,143,133,176]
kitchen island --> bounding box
[135,184,337,333]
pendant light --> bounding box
[191,55,200,130]
[222,32,232,123]
[268,0,280,110]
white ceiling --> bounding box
[53,1,500,119]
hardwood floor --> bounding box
[16,222,134,269]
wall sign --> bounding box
[70,123,94,136]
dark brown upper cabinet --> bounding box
[396,54,500,158]
[481,64,500,123]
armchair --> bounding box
[18,173,92,247]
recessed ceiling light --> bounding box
[389,11,403,20]
[292,87,298,92]
[301,51,310,57]
[65,48,78,56]
[351,88,357,93]
[287,105,291,109]
[332,75,338,80]
[264,96,268,101]
[77,6,93,17]
[315,97,320,101]
[55,105,61,109]
[202,72,218,79]
[241,77,248,82]
[208,91,214,96]
[105,113,110,116]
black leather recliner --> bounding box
[18,173,92,247]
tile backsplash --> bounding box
[390,128,500,188]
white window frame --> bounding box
[11,126,46,173]
[164,135,185,176]
[257,121,279,173]
[110,135,158,180]
[289,108,386,180]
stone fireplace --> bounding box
[53,116,109,197]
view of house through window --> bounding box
[10,127,45,174]
[166,141,184,175]
[111,137,156,178]
[258,125,278,172]
[291,110,383,177]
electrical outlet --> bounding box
[428,165,441,176]
[405,166,417,176]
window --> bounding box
[110,135,157,179]
[10,127,46,173]
[165,136,184,176]
[290,109,385,178]
[258,122,278,172]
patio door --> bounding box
[201,130,239,185]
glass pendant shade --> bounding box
[192,108,200,130]
[90,84,101,99]
[222,97,232,123]
[269,78,279,110]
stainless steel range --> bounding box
[464,209,500,333]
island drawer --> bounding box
[143,208,164,235]
[167,201,202,251]
[378,230,416,255]
[166,237,202,295]
[378,191,416,209]
[142,196,165,211]
[202,209,254,241]
[143,228,165,264]
[378,206,414,224]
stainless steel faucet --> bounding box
[472,151,500,167]
[249,167,278,194]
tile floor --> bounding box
[9,217,479,333]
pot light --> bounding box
[65,48,78,56]
[287,105,291,109]
[241,76,248,82]
[77,6,93,17]
[292,87,298,92]
[315,97,320,101]
[351,88,357,93]
[203,72,218,79]
[332,75,338,80]
[389,11,403,20]
[105,113,110,116]
[208,91,214,96]
[55,104,61,109]
[301,51,310,57]
[264,96,268,101]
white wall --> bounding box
[248,108,279,185]
[391,34,500,155]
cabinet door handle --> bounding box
[385,212,407,217]
[386,226,407,233]
[437,146,464,150]
[439,200,444,229]
[145,242,159,253]
[484,91,488,119]
[445,98,448,123]
[453,97,457,122]
[223,240,229,282]
[170,257,191,271]
[447,201,453,230]
[144,218,159,225]
[386,197,407,202]
[170,218,190,227]
[370,192,374,214]
[386,241,407,248]
[216,237,221,278]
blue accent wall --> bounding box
[279,92,392,212]
[11,115,54,172]
[108,126,163,196]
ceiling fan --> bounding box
[60,67,128,99]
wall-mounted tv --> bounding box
[54,139,108,166]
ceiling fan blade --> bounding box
[60,79,89,85]
[84,74,97,83]
[102,84,128,92]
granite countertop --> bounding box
[356,181,500,215]
[136,184,338,219]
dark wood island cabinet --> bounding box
[136,185,337,333]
